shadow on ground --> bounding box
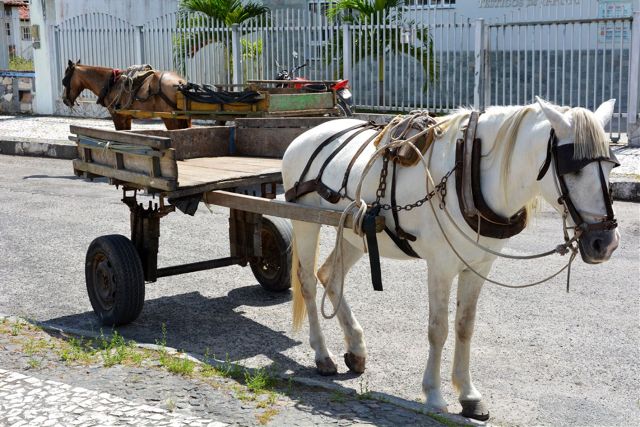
[42,285,445,425]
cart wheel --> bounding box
[85,234,145,326]
[250,217,292,292]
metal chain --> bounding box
[374,162,457,213]
[374,153,390,205]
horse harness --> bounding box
[284,112,619,291]
[96,66,178,110]
[285,117,446,290]
[455,111,528,239]
[536,128,619,235]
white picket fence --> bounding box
[53,7,639,135]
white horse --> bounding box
[281,98,620,420]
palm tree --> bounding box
[174,0,269,79]
[180,0,269,26]
[327,0,436,105]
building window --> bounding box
[308,1,332,15]
[21,25,30,40]
[411,0,456,7]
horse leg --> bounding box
[162,118,191,130]
[111,112,131,130]
[452,267,490,421]
[423,267,455,413]
[316,239,367,373]
[291,220,337,375]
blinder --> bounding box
[537,129,619,235]
[554,143,620,176]
[62,64,76,105]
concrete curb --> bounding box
[610,179,640,202]
[0,138,77,159]
[0,137,637,202]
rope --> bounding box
[321,116,447,318]
[320,200,366,319]
[320,112,580,299]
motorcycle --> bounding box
[274,60,354,117]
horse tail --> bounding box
[291,232,320,331]
[291,236,306,331]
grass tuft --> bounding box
[160,352,196,376]
[245,367,276,394]
[257,407,279,425]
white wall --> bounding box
[52,0,178,26]
[31,0,178,114]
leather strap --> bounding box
[383,226,420,258]
[363,206,383,291]
[455,113,527,239]
[390,159,418,242]
[156,72,178,110]
[285,123,372,202]
[461,111,479,217]
[339,130,380,196]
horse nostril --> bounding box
[592,238,603,253]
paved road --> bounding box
[0,155,638,426]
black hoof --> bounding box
[460,399,490,421]
[315,357,338,376]
[344,352,366,374]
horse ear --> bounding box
[594,99,615,128]
[536,96,571,139]
[68,59,74,67]
[76,59,81,65]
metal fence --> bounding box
[53,7,639,134]
[486,17,634,137]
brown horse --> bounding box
[61,60,191,130]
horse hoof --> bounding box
[460,399,490,421]
[344,352,366,374]
[315,357,338,376]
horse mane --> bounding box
[496,105,536,188]
[430,103,607,222]
[570,107,609,159]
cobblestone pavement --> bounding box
[0,369,226,427]
[0,318,448,427]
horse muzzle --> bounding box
[577,227,620,264]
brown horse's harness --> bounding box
[62,64,177,109]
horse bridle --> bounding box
[61,64,76,106]
[536,129,619,235]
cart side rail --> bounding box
[72,127,178,192]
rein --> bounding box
[333,112,605,293]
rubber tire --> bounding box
[337,99,353,117]
[250,216,293,292]
[85,234,145,326]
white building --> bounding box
[1,0,33,68]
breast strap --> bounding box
[284,123,379,203]
[454,111,527,239]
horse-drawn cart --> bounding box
[71,118,384,326]
[115,80,347,123]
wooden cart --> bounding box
[116,80,344,122]
[71,118,384,326]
